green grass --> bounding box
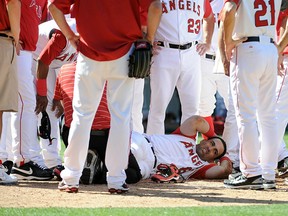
[1,205,288,216]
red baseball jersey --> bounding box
[0,0,12,31]
[20,0,48,51]
[50,0,153,61]
[54,62,110,130]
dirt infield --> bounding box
[1,177,288,208]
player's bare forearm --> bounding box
[222,2,236,60]
[201,13,214,49]
[52,99,64,118]
[180,115,209,137]
[205,159,232,179]
[146,0,162,44]
[6,0,21,44]
[218,22,230,76]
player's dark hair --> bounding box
[208,136,227,160]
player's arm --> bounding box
[146,0,162,44]
[6,0,21,45]
[35,30,67,114]
[218,21,230,76]
[192,156,232,179]
[196,0,214,56]
[204,156,232,179]
[221,1,246,60]
[48,3,79,49]
[179,115,215,138]
[277,15,288,54]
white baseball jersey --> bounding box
[150,134,209,178]
[155,0,211,43]
[32,18,77,71]
[232,0,281,40]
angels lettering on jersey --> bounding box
[150,134,209,180]
[156,0,211,43]
[162,0,201,16]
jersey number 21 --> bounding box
[254,0,275,27]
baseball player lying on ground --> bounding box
[52,63,231,184]
[89,115,232,184]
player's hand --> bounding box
[225,37,247,60]
[68,33,80,50]
[223,58,230,76]
[52,99,64,118]
[152,41,161,56]
[196,43,211,56]
[16,40,23,56]
[35,95,48,115]
[278,55,285,77]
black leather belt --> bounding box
[243,36,274,44]
[205,54,216,60]
[0,33,14,40]
[144,137,157,168]
[90,129,109,136]
[158,41,198,50]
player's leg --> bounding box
[230,44,263,178]
[131,79,145,133]
[146,48,180,134]
[275,55,288,176]
[177,48,201,124]
[105,48,136,192]
[222,85,240,170]
[39,68,62,168]
[198,56,217,118]
[10,51,53,180]
[60,53,105,187]
[198,56,217,139]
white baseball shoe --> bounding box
[0,165,18,185]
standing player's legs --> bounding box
[147,47,180,135]
[105,49,135,190]
[10,51,38,164]
[131,79,145,133]
[222,86,240,169]
[198,56,217,118]
[257,43,278,181]
[177,48,201,123]
[10,51,53,180]
[275,55,288,171]
[39,68,62,168]
[230,44,262,178]
[60,53,106,186]
[231,42,278,180]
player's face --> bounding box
[196,138,225,162]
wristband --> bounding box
[36,79,47,96]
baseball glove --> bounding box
[38,111,56,145]
[151,163,180,183]
[128,40,152,79]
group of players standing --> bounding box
[1,0,288,194]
